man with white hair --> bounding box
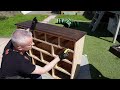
[0,29,66,79]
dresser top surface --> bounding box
[16,21,86,41]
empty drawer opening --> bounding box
[31,49,41,59]
[60,38,74,50]
[54,69,70,79]
[57,61,72,73]
[33,58,46,67]
[34,31,45,41]
[46,34,58,45]
[33,39,51,54]
[42,53,54,62]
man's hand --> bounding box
[58,49,70,60]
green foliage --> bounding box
[0,14,48,37]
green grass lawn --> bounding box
[49,14,91,27]
[0,14,48,37]
[49,15,120,79]
[56,14,91,21]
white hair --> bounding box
[11,29,32,47]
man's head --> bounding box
[11,29,34,52]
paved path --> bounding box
[41,15,57,23]
[0,38,11,68]
[0,14,91,79]
[22,11,53,15]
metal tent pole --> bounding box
[113,14,120,43]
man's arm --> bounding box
[31,55,60,74]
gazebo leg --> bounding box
[113,14,120,43]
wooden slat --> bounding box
[33,38,74,53]
[62,59,72,64]
[52,74,61,79]
[55,65,71,76]
[30,54,49,65]
[51,45,55,56]
[46,72,53,78]
[28,50,36,65]
[42,60,49,64]
[34,38,62,48]
[32,46,52,57]
[30,54,41,62]
[40,52,44,61]
[52,69,55,77]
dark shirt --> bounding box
[0,40,41,79]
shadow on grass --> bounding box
[70,22,112,37]
[89,64,109,79]
[117,35,120,43]
[55,21,114,43]
[67,21,114,43]
[83,11,94,20]
[74,64,109,79]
